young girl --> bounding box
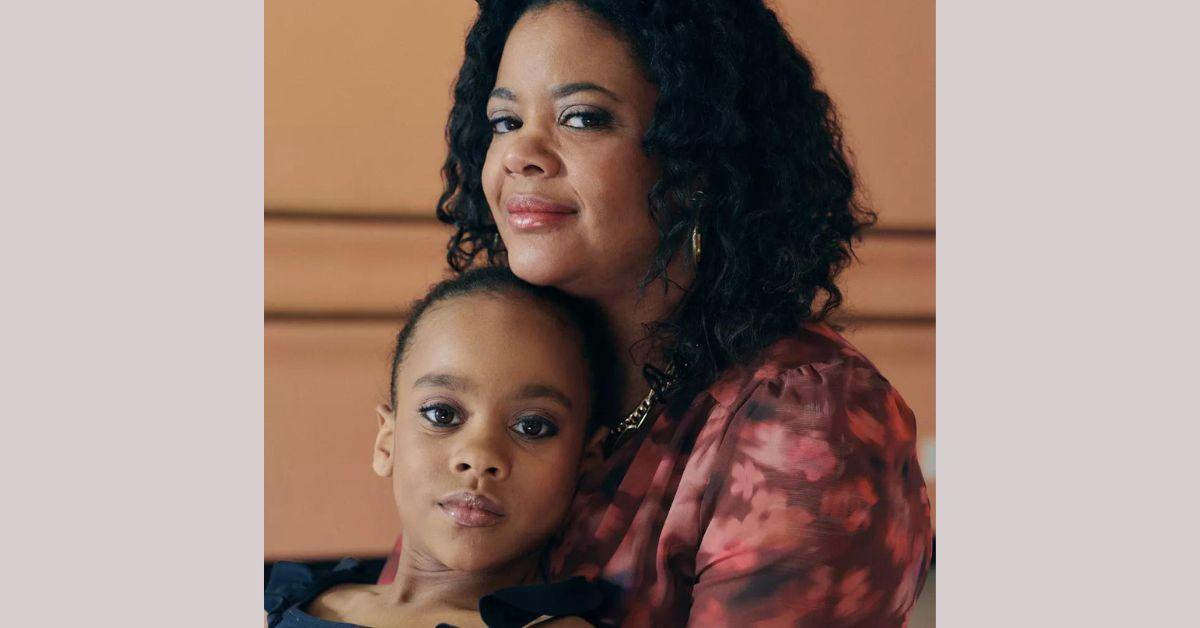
[265,267,618,627]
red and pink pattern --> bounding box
[380,323,932,626]
[547,323,932,626]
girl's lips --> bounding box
[504,195,578,231]
[438,491,506,528]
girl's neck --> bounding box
[382,545,542,611]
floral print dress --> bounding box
[381,323,932,626]
[545,323,933,626]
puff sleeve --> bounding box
[687,361,933,626]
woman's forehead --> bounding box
[498,3,647,93]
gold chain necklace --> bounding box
[607,361,678,452]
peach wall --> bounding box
[265,0,934,561]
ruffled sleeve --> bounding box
[688,359,932,626]
[265,561,319,626]
[264,558,379,627]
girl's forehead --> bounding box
[418,291,561,334]
[399,292,589,394]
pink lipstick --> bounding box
[438,491,507,528]
[505,195,577,231]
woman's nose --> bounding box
[502,130,561,178]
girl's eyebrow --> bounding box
[488,82,623,103]
[516,383,574,410]
[412,372,472,391]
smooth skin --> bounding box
[482,3,693,413]
[301,293,604,628]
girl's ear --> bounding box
[372,404,397,478]
[577,426,609,481]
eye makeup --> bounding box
[559,105,615,130]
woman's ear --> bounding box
[373,404,396,478]
[578,426,609,481]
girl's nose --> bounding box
[449,434,510,482]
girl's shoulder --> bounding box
[481,576,606,628]
[265,558,384,627]
[305,581,381,626]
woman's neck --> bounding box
[596,261,693,414]
[382,544,542,611]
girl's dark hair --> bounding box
[437,0,875,400]
[389,266,619,433]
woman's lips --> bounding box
[505,195,577,231]
[438,491,506,528]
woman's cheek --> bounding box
[481,147,504,216]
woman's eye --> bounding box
[419,404,461,428]
[561,108,613,130]
[512,416,559,439]
[490,116,521,134]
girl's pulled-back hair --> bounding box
[389,267,619,433]
[437,0,876,401]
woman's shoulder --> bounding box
[694,321,921,459]
[707,322,891,405]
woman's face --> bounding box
[374,292,596,572]
[481,3,661,300]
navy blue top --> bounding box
[265,558,605,628]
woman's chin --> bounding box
[506,248,577,288]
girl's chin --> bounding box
[439,550,524,574]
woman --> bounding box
[388,1,933,625]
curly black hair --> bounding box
[436,0,875,402]
[389,267,619,434]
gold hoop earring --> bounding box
[690,190,705,264]
[691,225,702,264]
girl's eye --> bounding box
[419,404,462,428]
[561,107,614,130]
[512,416,559,440]
[490,116,521,134]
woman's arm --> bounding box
[688,365,932,626]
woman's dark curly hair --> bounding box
[436,0,876,401]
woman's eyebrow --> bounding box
[488,83,623,103]
[551,81,623,103]
[516,383,574,409]
[489,87,516,102]
[412,372,472,391]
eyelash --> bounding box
[510,415,560,440]
[417,404,560,440]
[488,106,614,134]
[560,106,614,130]
[419,402,462,428]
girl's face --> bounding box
[374,292,600,572]
[481,3,662,300]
